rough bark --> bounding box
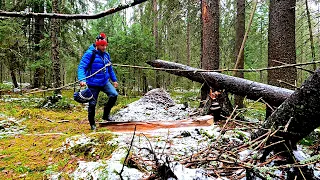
[234,0,245,108]
[8,52,18,88]
[33,2,45,88]
[267,0,297,118]
[268,0,297,90]
[147,60,293,106]
[10,69,18,88]
[258,68,320,150]
[0,0,148,19]
[201,0,219,70]
[51,0,61,94]
[200,0,230,115]
[153,0,160,88]
[186,0,191,66]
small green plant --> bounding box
[38,95,74,110]
[16,165,32,173]
[0,83,12,91]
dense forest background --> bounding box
[0,0,319,96]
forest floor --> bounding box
[0,87,320,179]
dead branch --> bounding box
[0,0,148,20]
[119,125,137,180]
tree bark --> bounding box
[267,0,297,118]
[10,69,18,88]
[33,2,45,88]
[234,0,245,108]
[153,0,160,88]
[147,60,293,106]
[51,0,61,94]
[200,0,229,114]
[201,0,219,70]
[186,1,191,66]
[0,0,148,19]
[257,68,320,150]
[8,42,19,88]
[268,0,297,90]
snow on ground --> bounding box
[46,88,320,179]
[112,88,194,121]
[67,124,220,180]
[0,114,26,139]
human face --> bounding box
[96,44,107,52]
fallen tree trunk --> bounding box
[148,59,320,151]
[258,68,320,146]
[147,59,293,106]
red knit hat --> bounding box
[95,33,108,46]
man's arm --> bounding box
[106,53,118,86]
[78,51,92,86]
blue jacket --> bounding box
[78,44,117,87]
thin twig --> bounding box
[215,105,238,142]
[272,59,314,73]
[119,125,137,179]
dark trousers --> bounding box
[87,81,118,125]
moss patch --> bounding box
[0,90,119,179]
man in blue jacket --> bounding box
[78,33,118,130]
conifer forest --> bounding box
[1,0,320,179]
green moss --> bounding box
[170,90,200,108]
[0,83,12,91]
[0,89,118,179]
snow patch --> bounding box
[113,88,194,122]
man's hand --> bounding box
[80,81,86,87]
[113,82,119,88]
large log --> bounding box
[148,59,320,149]
[147,60,293,106]
[259,68,320,145]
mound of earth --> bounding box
[112,88,193,122]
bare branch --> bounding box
[0,0,148,20]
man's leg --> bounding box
[102,81,118,121]
[87,86,100,130]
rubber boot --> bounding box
[102,96,117,121]
[88,104,96,130]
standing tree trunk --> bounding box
[33,2,45,88]
[267,0,297,117]
[153,0,160,88]
[305,0,316,71]
[201,0,219,71]
[201,0,220,101]
[0,60,3,83]
[186,9,191,66]
[268,0,297,89]
[234,0,245,108]
[8,49,18,88]
[10,69,18,88]
[51,0,61,94]
[0,0,4,84]
[186,0,191,66]
[200,0,233,117]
